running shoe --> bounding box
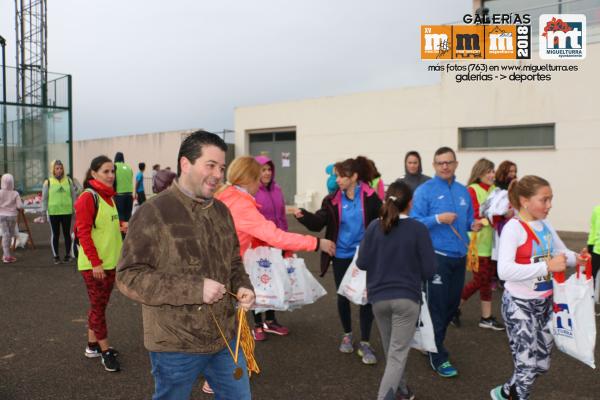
[339,333,353,353]
[450,309,461,328]
[479,316,505,331]
[252,326,267,341]
[433,361,458,378]
[85,344,119,358]
[263,321,289,336]
[2,256,16,264]
[357,341,377,365]
[63,255,72,263]
[489,385,508,399]
[53,256,61,265]
[101,349,120,372]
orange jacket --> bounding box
[216,185,318,257]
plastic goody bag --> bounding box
[243,246,291,313]
[284,256,327,309]
[410,292,437,353]
[551,259,596,369]
[337,248,368,305]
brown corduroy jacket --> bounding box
[116,181,253,353]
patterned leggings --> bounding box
[81,269,116,341]
[501,291,553,400]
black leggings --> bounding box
[49,214,72,258]
[589,246,600,290]
[254,310,276,326]
[332,257,374,342]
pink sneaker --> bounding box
[2,256,16,264]
[263,321,290,336]
[252,326,267,341]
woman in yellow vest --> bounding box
[42,160,78,264]
[456,158,505,331]
[74,155,123,373]
[113,151,134,226]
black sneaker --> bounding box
[53,257,61,265]
[63,255,72,263]
[85,344,119,358]
[101,349,120,372]
[450,309,461,328]
[479,316,505,331]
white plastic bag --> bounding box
[284,256,326,309]
[15,232,29,248]
[243,246,290,312]
[410,292,437,353]
[283,257,327,309]
[284,257,310,309]
[552,262,596,369]
[301,259,327,304]
[336,249,367,305]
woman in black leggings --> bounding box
[295,157,382,365]
[42,160,78,264]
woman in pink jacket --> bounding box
[216,156,335,340]
[252,155,290,337]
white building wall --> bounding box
[73,130,194,187]
[235,42,600,232]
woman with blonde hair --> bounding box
[200,156,335,395]
[454,158,504,330]
[217,157,335,334]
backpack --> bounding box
[80,188,100,229]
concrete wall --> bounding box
[234,42,600,232]
[73,129,194,189]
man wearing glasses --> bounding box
[411,147,482,378]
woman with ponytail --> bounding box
[356,181,436,400]
[295,157,382,364]
[75,155,122,373]
[490,175,588,400]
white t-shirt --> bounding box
[498,218,577,300]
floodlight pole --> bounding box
[1,34,7,173]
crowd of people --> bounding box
[2,129,598,400]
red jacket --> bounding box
[216,185,317,258]
[74,179,116,267]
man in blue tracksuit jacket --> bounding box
[410,146,482,378]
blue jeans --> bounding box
[149,340,251,400]
[426,254,466,369]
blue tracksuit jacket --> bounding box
[410,175,474,258]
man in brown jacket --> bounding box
[117,130,255,400]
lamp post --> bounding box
[0,34,8,173]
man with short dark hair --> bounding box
[135,162,146,205]
[410,146,482,378]
[117,130,255,400]
[113,152,134,223]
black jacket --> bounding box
[296,183,382,276]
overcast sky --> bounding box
[1,0,471,140]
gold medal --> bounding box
[233,367,243,380]
[208,295,246,381]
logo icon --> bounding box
[453,25,484,59]
[539,14,586,59]
[485,25,518,59]
[421,25,453,60]
[553,302,574,337]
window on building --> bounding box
[459,124,555,150]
